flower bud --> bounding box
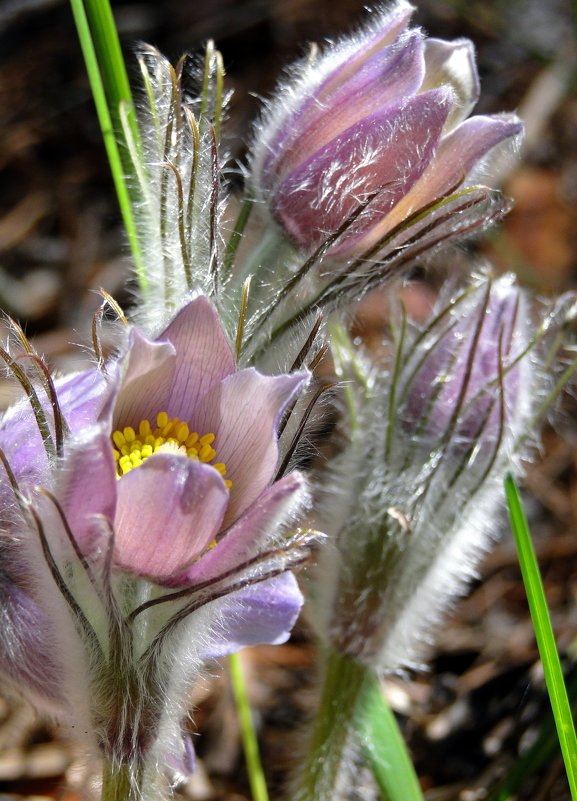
[308,273,570,675]
[399,274,527,457]
[250,2,522,261]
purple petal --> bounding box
[270,31,425,181]
[184,473,307,584]
[114,454,229,579]
[355,113,523,253]
[439,113,524,178]
[272,89,452,252]
[263,1,416,178]
[57,426,117,553]
[55,369,109,432]
[0,570,63,705]
[0,368,107,487]
[111,328,175,429]
[203,572,304,658]
[165,727,196,780]
[193,369,307,524]
[310,1,416,108]
[159,296,236,421]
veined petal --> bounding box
[194,370,307,524]
[271,31,425,180]
[184,473,307,584]
[114,454,229,579]
[203,573,304,658]
[57,427,117,553]
[111,328,175,429]
[356,113,523,254]
[160,295,236,419]
[272,89,452,252]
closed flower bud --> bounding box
[308,273,573,675]
[250,2,522,263]
[399,274,527,458]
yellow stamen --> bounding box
[111,411,231,490]
[156,411,169,429]
[124,426,136,443]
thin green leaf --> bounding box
[360,676,425,801]
[229,652,269,801]
[505,473,577,801]
[69,0,147,290]
[82,0,140,151]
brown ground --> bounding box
[0,0,577,799]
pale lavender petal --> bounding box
[193,369,307,524]
[57,427,117,553]
[111,328,175,429]
[160,295,236,420]
[355,113,523,253]
[271,31,425,180]
[0,368,107,486]
[184,473,307,584]
[114,454,229,579]
[0,570,63,705]
[272,89,452,252]
[203,573,304,658]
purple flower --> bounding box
[0,295,309,775]
[310,272,571,676]
[59,295,308,583]
[399,275,527,452]
[250,1,522,260]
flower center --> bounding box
[111,410,231,488]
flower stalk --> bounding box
[294,649,370,801]
[102,762,141,801]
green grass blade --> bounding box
[229,652,269,801]
[360,675,425,801]
[505,473,577,800]
[69,0,147,290]
[82,0,137,138]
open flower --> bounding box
[0,296,310,788]
[60,295,308,582]
[250,1,522,261]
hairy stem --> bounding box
[101,760,143,801]
[294,649,370,801]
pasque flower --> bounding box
[399,274,527,452]
[250,1,522,262]
[309,273,572,674]
[0,296,309,794]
